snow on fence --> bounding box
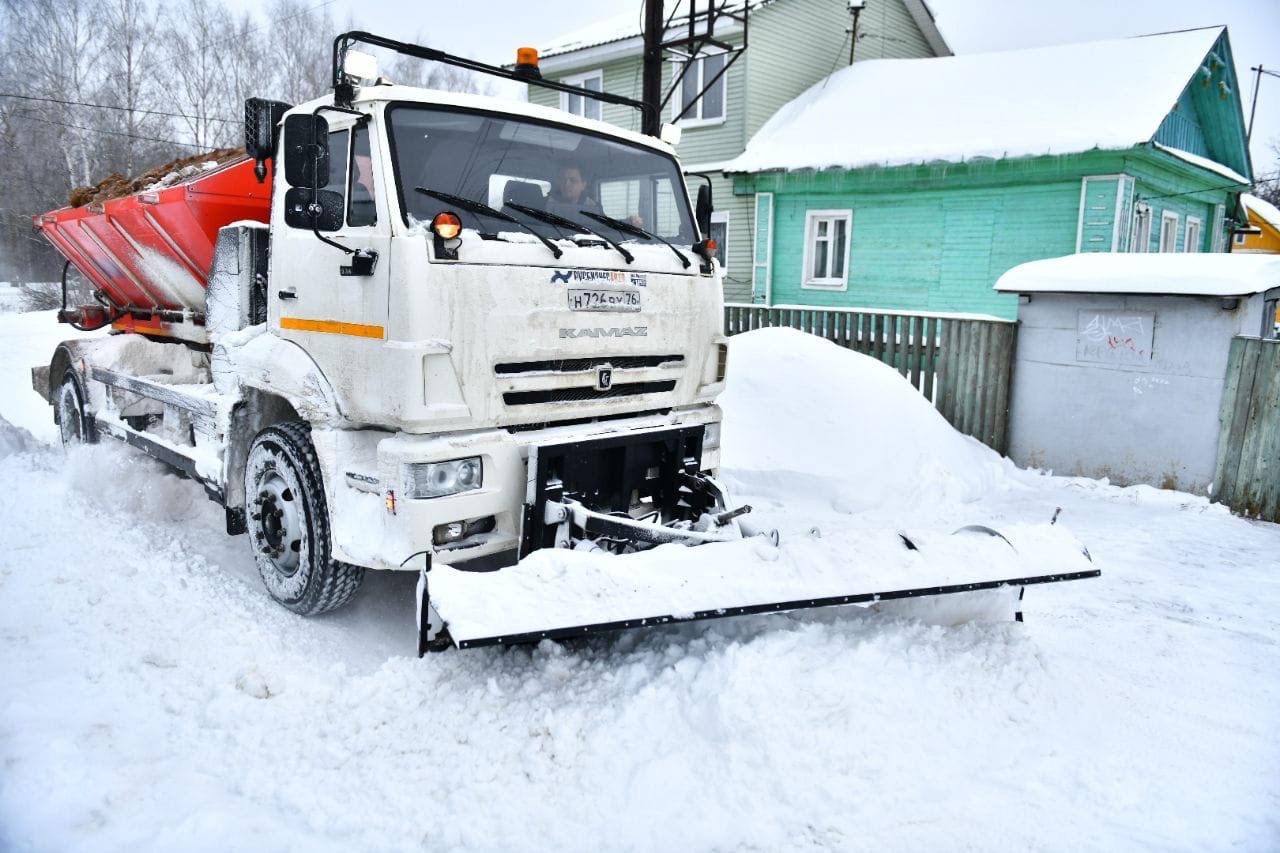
[724,304,1017,453]
[1213,337,1280,522]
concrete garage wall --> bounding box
[1007,292,1266,493]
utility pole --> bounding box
[641,0,666,137]
[1246,65,1280,146]
[848,2,864,65]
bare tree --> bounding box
[101,0,165,174]
[1251,140,1280,207]
[4,0,106,190]
[266,0,334,105]
[162,0,237,150]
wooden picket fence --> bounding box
[724,304,1017,454]
[1213,337,1280,522]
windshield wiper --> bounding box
[503,201,634,265]
[579,210,692,269]
[415,187,563,260]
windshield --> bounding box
[387,104,696,244]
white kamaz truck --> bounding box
[32,33,1097,651]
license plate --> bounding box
[567,288,641,312]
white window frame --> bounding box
[671,52,728,127]
[709,211,729,275]
[801,209,852,291]
[1159,210,1180,252]
[1184,216,1202,253]
[560,69,604,121]
[1130,203,1152,253]
[1234,231,1247,246]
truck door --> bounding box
[273,118,390,417]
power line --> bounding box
[17,114,211,150]
[1139,180,1254,203]
[0,91,238,125]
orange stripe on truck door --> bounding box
[279,317,385,339]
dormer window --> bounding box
[560,70,603,121]
[674,52,726,126]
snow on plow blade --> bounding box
[417,523,1099,651]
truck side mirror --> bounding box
[283,113,331,189]
[244,98,292,184]
[695,182,713,238]
[283,187,345,232]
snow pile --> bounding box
[1,312,1278,850]
[725,27,1223,174]
[0,415,35,459]
[719,327,1012,516]
[995,252,1280,296]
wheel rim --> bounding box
[252,470,303,576]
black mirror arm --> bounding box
[312,227,354,255]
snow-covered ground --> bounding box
[1,310,1277,851]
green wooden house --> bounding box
[723,26,1252,319]
[528,0,951,302]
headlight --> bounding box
[404,457,483,499]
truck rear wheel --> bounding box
[244,422,364,615]
[56,369,96,446]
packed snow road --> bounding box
[1,312,1277,851]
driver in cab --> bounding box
[546,163,600,218]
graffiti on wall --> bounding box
[1075,310,1156,366]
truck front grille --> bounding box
[503,381,677,406]
[495,354,684,375]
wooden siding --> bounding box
[853,0,936,60]
[745,0,859,140]
[764,179,1083,319]
[703,172,754,303]
[724,303,1016,452]
[1213,337,1280,522]
[733,148,1241,317]
[527,53,649,135]
[1155,87,1210,159]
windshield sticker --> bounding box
[550,270,648,287]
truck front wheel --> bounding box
[56,369,96,446]
[244,423,364,615]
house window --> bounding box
[1159,211,1180,252]
[1234,232,1247,246]
[1130,204,1152,253]
[709,212,729,273]
[1184,216,1201,253]
[560,70,603,120]
[674,52,726,125]
[802,210,851,290]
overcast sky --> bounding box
[230,0,1279,171]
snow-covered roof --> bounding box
[725,27,1226,174]
[1242,193,1280,232]
[994,253,1280,297]
[1154,143,1249,185]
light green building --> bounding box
[723,27,1253,319]
[529,0,951,302]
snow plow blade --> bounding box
[416,526,1099,652]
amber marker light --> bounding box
[431,212,462,240]
[514,47,542,80]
